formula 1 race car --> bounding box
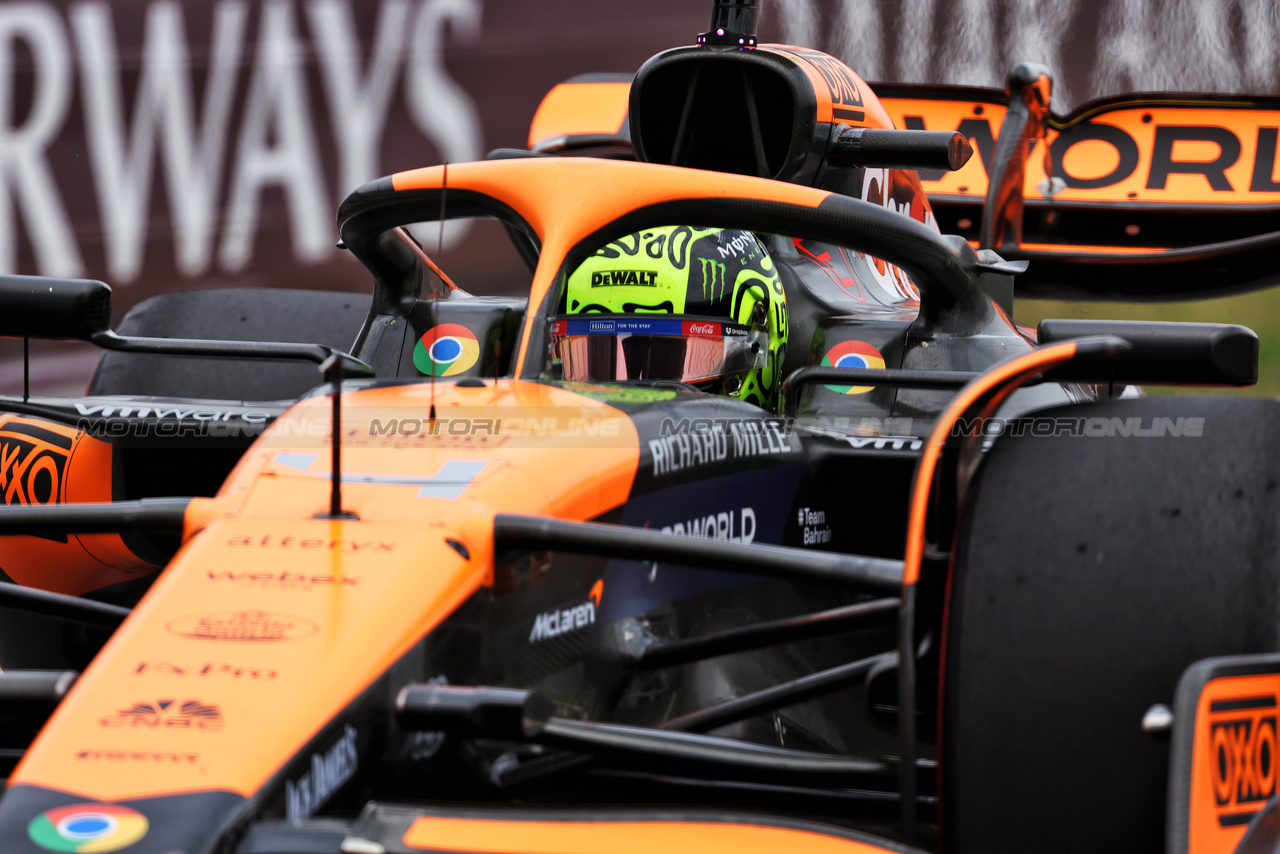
[0,2,1278,853]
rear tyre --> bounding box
[943,396,1280,853]
[88,288,369,400]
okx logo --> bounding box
[28,803,148,852]
[0,418,73,508]
[1210,693,1277,826]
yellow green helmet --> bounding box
[554,226,788,410]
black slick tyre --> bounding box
[943,396,1280,853]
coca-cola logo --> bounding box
[687,322,717,336]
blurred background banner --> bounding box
[766,0,1280,113]
[0,0,702,303]
[0,0,1277,393]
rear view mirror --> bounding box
[0,272,374,378]
[1038,319,1258,386]
[0,275,112,342]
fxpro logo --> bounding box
[134,661,277,679]
[1209,693,1277,826]
[529,580,603,643]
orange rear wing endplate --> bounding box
[1168,653,1280,854]
[877,81,1280,297]
[527,73,633,154]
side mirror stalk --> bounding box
[0,274,373,375]
[979,63,1054,253]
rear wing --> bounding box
[527,73,632,155]
[878,75,1280,298]
[527,67,1280,299]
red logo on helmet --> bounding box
[684,321,719,338]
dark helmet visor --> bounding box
[552,315,766,384]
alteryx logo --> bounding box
[529,580,603,643]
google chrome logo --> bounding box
[821,340,886,395]
[414,323,480,377]
[28,803,148,852]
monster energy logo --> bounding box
[699,258,728,301]
[717,234,756,259]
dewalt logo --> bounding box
[591,270,658,287]
[1209,694,1277,827]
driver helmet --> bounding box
[554,225,788,410]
